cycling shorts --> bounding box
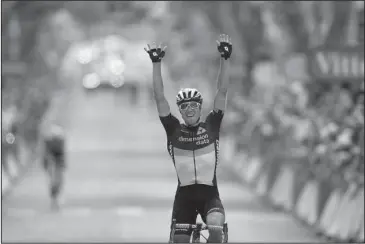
[171,184,225,235]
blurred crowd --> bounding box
[224,77,364,187]
[2,105,19,174]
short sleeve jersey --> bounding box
[159,110,224,186]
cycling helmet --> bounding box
[176,88,203,106]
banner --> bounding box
[307,44,364,84]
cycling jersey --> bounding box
[160,110,224,186]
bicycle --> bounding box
[169,219,228,243]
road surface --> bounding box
[2,89,321,242]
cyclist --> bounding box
[40,91,68,211]
[144,34,232,243]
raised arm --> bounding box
[152,62,171,117]
[214,34,232,112]
[145,43,170,117]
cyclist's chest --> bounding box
[170,125,216,150]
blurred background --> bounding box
[1,1,364,243]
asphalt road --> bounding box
[1,89,321,242]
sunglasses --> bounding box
[179,101,201,110]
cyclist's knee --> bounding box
[207,211,225,226]
[206,211,225,242]
[173,234,190,243]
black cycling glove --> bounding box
[217,42,233,60]
[147,48,165,63]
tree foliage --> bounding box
[3,1,360,143]
[2,2,82,142]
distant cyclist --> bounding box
[144,34,232,243]
[40,91,69,211]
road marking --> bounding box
[116,206,145,217]
[63,207,91,216]
[5,208,37,217]
[5,206,147,218]
[226,210,290,222]
[4,206,290,225]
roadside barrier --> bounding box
[222,134,364,243]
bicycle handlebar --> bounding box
[174,223,223,230]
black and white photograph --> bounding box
[1,1,364,243]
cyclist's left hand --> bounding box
[216,34,232,60]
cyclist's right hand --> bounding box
[144,42,167,63]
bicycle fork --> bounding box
[192,223,202,243]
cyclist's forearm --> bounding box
[152,62,165,99]
[216,58,230,92]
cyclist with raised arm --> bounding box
[145,34,232,243]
